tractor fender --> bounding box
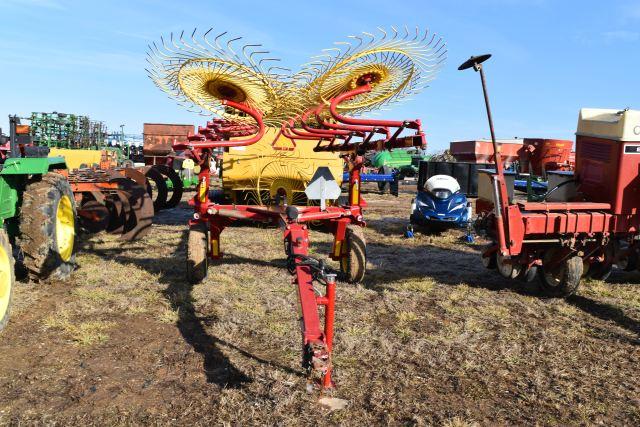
[0,157,67,175]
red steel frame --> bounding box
[174,87,425,389]
[469,68,637,272]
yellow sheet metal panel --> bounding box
[223,128,343,205]
[578,108,640,142]
[49,148,103,170]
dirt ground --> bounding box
[0,184,638,425]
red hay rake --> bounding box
[175,86,424,389]
[147,26,445,391]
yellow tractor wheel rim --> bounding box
[56,195,75,262]
[0,244,11,320]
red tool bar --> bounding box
[284,117,351,139]
[321,276,335,389]
[289,224,325,345]
[173,99,265,150]
[315,105,386,134]
[281,120,329,141]
[521,211,615,235]
[329,85,421,129]
[299,109,358,137]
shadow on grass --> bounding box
[567,294,640,340]
[362,240,640,341]
[77,232,302,388]
[363,241,525,294]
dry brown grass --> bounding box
[0,185,638,425]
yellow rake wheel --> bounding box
[254,161,307,206]
[298,26,447,116]
[146,29,304,126]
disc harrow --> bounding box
[68,167,154,240]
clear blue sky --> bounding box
[1,0,639,151]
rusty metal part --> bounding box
[66,167,156,240]
[105,189,130,235]
[143,123,194,158]
[151,164,183,209]
[109,177,154,241]
[77,200,110,233]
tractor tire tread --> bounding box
[342,225,366,284]
[17,172,76,282]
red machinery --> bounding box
[450,138,574,176]
[462,54,640,297]
[450,139,522,164]
[176,85,425,389]
[143,123,194,166]
[518,138,574,176]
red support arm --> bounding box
[173,99,265,150]
[299,108,358,137]
[329,85,421,130]
[314,105,388,136]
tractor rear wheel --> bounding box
[187,223,208,284]
[340,225,366,284]
[538,249,583,298]
[18,173,76,281]
[0,229,15,331]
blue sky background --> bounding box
[0,0,639,151]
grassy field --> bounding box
[0,186,638,425]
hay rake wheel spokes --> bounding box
[297,26,447,116]
[146,28,305,126]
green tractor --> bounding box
[0,116,77,330]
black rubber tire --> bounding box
[18,173,76,281]
[538,250,583,298]
[187,223,208,284]
[153,164,183,209]
[145,167,168,211]
[0,229,15,332]
[340,225,366,284]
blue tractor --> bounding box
[409,174,471,232]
